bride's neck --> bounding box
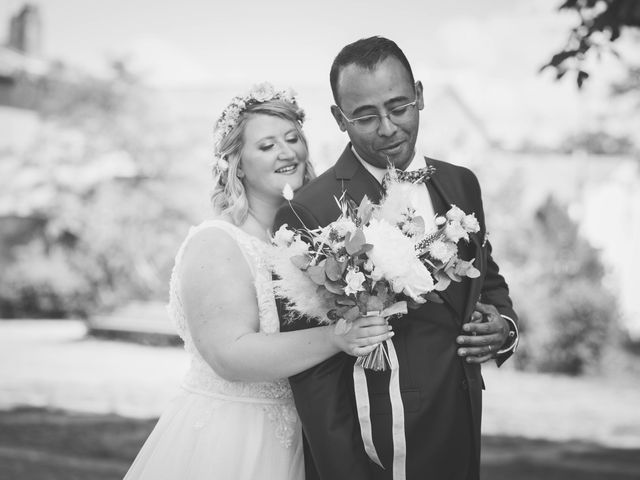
[242,196,278,240]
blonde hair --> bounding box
[211,100,315,225]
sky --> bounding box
[1,0,638,148]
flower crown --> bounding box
[213,82,304,160]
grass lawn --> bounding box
[1,407,640,480]
[2,320,640,479]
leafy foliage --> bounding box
[543,0,640,87]
[559,130,636,154]
[508,196,618,374]
[0,61,206,318]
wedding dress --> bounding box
[123,220,304,480]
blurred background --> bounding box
[1,0,639,479]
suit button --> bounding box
[461,379,468,391]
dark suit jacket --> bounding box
[274,145,517,480]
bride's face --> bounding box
[239,114,308,203]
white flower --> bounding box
[444,221,469,242]
[281,87,297,102]
[226,105,242,123]
[289,237,310,256]
[315,225,333,245]
[462,213,480,233]
[332,217,357,237]
[429,240,457,263]
[344,268,366,296]
[231,97,246,109]
[401,218,424,237]
[282,183,294,200]
[363,219,434,302]
[446,205,465,222]
[215,157,229,172]
[273,224,295,247]
[251,82,275,102]
[370,268,383,282]
[375,182,422,226]
[363,259,374,272]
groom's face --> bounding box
[331,56,423,170]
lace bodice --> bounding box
[168,220,297,446]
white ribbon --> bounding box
[353,338,406,479]
[387,339,406,480]
[353,359,383,467]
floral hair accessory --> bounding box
[212,156,229,178]
[213,82,304,154]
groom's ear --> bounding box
[330,105,348,132]
[416,81,425,111]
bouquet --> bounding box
[270,174,481,370]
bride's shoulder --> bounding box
[182,215,238,242]
[183,217,239,254]
[178,218,249,279]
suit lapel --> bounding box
[463,232,484,321]
[334,145,384,205]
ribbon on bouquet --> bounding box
[353,338,406,480]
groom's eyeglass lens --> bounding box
[337,99,418,133]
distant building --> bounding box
[0,3,49,152]
[8,3,42,56]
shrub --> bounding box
[508,196,619,375]
[0,60,208,318]
[0,243,94,318]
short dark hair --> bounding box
[329,36,415,106]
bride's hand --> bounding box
[332,315,394,357]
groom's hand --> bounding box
[456,302,509,364]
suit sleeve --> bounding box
[466,171,518,365]
[274,201,375,480]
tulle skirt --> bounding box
[123,388,304,480]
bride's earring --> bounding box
[237,169,245,179]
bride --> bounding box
[123,83,393,480]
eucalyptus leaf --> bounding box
[424,291,444,303]
[325,256,343,281]
[357,243,374,255]
[466,266,481,278]
[446,268,462,281]
[434,276,452,291]
[336,296,356,306]
[325,279,345,295]
[290,254,311,270]
[346,229,366,255]
[344,305,361,322]
[357,196,375,225]
[308,264,326,285]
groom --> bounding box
[274,36,518,480]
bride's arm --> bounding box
[179,227,392,382]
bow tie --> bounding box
[382,165,436,190]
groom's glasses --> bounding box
[336,91,419,134]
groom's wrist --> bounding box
[496,315,518,355]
